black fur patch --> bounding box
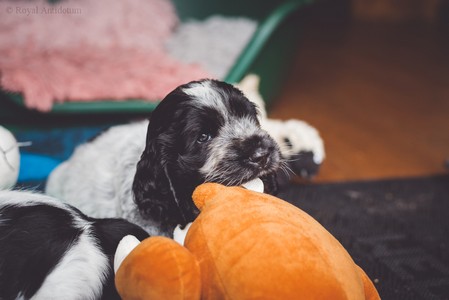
[0,204,81,299]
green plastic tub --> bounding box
[1,0,313,115]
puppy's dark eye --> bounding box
[197,133,212,143]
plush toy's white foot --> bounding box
[173,222,192,246]
[114,235,141,274]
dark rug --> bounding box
[18,173,449,299]
[279,175,449,300]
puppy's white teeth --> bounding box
[241,177,264,193]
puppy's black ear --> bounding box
[133,88,195,227]
[132,142,185,226]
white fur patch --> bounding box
[182,80,228,118]
[46,121,148,219]
[0,190,73,212]
[30,231,109,300]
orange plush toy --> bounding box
[114,183,380,300]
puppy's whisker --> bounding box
[204,167,226,182]
[281,161,296,177]
[282,156,304,163]
[205,164,235,183]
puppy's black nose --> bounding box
[249,150,270,167]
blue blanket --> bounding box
[14,126,108,185]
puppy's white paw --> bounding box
[263,119,325,165]
[282,119,325,164]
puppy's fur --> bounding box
[47,79,281,237]
[0,190,149,300]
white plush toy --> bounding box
[235,75,325,183]
[0,126,20,190]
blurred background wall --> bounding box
[270,0,449,182]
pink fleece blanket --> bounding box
[0,0,210,111]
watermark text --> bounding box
[5,5,82,16]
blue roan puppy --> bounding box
[46,79,281,238]
[0,190,148,300]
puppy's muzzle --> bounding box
[249,150,270,167]
[240,134,280,170]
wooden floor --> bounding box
[270,21,449,183]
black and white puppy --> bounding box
[46,79,281,237]
[0,190,149,300]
